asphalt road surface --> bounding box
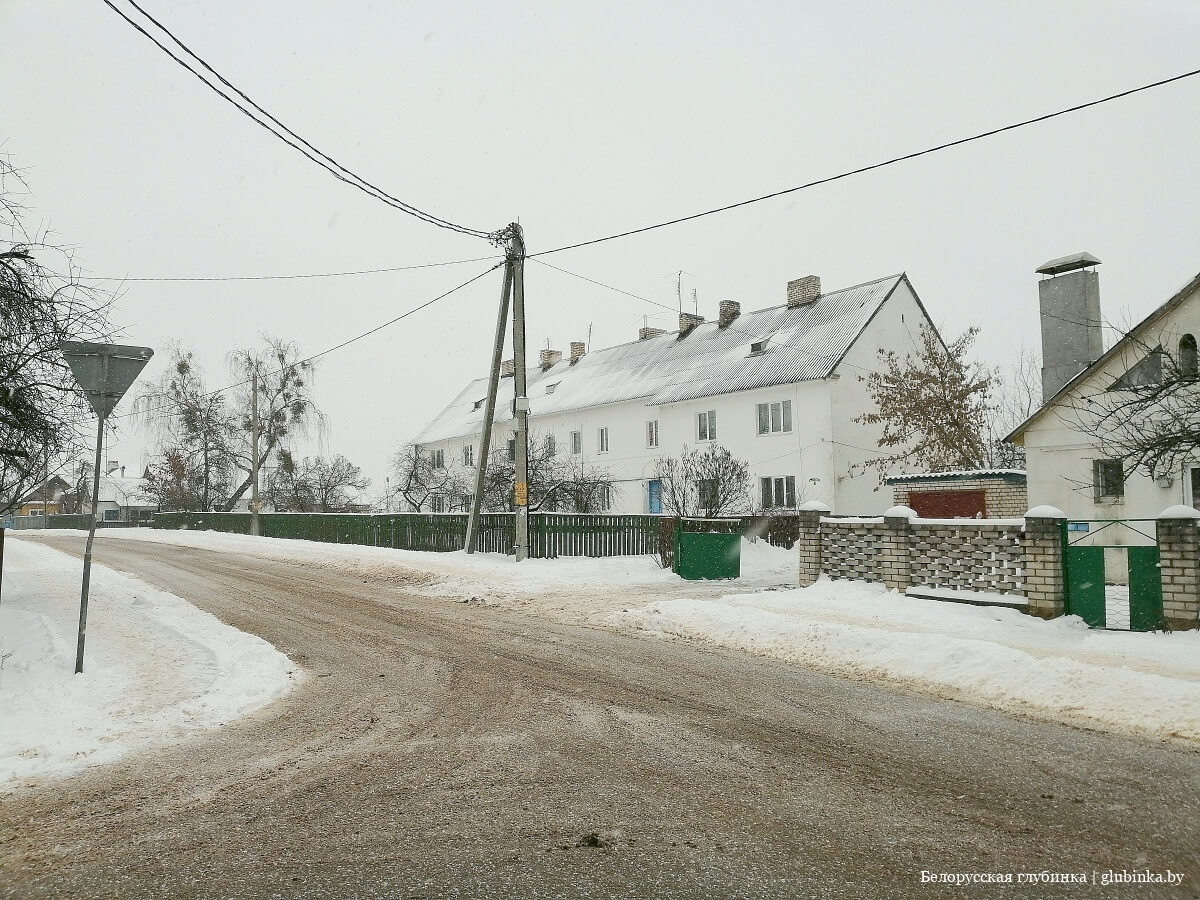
[2,533,1198,899]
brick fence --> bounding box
[794,503,1200,630]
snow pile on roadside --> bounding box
[84,527,799,603]
[609,578,1200,744]
[0,540,300,789]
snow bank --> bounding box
[0,540,300,789]
[610,578,1200,744]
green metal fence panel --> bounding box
[1065,546,1106,627]
[1127,545,1164,632]
[675,531,741,580]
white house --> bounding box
[95,474,156,524]
[413,272,941,516]
[1007,254,1200,520]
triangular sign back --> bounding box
[60,341,155,418]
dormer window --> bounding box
[472,398,485,410]
[749,337,771,356]
[545,382,560,394]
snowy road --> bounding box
[2,534,1198,898]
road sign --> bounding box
[60,341,154,418]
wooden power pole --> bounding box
[250,363,261,536]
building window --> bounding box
[462,444,474,467]
[647,478,662,514]
[431,448,445,469]
[1093,459,1124,501]
[545,381,560,394]
[697,410,717,441]
[756,400,792,435]
[1181,334,1198,380]
[104,509,121,522]
[506,438,516,462]
[698,478,718,511]
[599,484,612,511]
[598,427,609,453]
[571,430,582,455]
[647,420,659,448]
[759,476,797,509]
[472,398,485,410]
[430,494,445,513]
[546,434,556,457]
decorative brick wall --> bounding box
[1157,514,1200,631]
[815,512,1050,605]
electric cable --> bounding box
[528,67,1200,259]
[82,254,502,283]
[102,0,496,240]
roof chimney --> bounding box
[501,359,515,378]
[718,299,741,329]
[678,312,704,339]
[539,348,562,371]
[1036,252,1104,401]
[639,327,666,341]
[787,275,821,308]
[569,341,586,364]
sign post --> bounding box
[60,341,153,674]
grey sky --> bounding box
[3,0,1198,490]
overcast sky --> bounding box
[3,0,1198,491]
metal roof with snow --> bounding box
[414,273,907,444]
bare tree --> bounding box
[391,443,469,512]
[856,325,996,476]
[987,343,1041,468]
[479,431,616,513]
[655,444,751,517]
[1,157,111,515]
[266,451,369,512]
[136,346,240,511]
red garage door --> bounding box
[908,489,986,518]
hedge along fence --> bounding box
[9,514,103,530]
[151,511,799,560]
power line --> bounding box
[82,254,502,283]
[114,261,503,422]
[102,0,498,242]
[528,67,1200,259]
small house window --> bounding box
[546,434,556,457]
[756,400,792,435]
[647,420,659,448]
[598,427,609,453]
[431,449,445,470]
[698,478,719,511]
[462,444,474,467]
[545,382,560,394]
[104,509,121,522]
[571,430,582,455]
[506,438,516,462]
[749,337,771,355]
[430,494,445,513]
[1181,334,1198,380]
[697,410,717,441]
[472,398,485,410]
[1093,459,1124,501]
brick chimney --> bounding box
[539,348,562,371]
[678,312,704,338]
[787,275,821,307]
[569,341,586,364]
[639,327,666,341]
[718,299,741,328]
[501,359,515,378]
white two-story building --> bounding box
[413,272,942,515]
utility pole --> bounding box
[250,363,261,536]
[464,252,514,553]
[510,225,530,561]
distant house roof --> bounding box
[885,469,1026,485]
[416,273,910,444]
[1006,269,1200,443]
[19,476,70,505]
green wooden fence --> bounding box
[151,511,799,559]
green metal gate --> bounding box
[1063,519,1163,631]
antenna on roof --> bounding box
[587,322,593,352]
[691,288,698,314]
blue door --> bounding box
[648,479,662,514]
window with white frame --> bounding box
[599,483,612,511]
[546,434,556,457]
[1093,459,1124,501]
[462,444,474,467]
[756,400,792,435]
[759,475,797,509]
[646,420,659,448]
[430,494,445,513]
[598,426,609,453]
[571,430,582,455]
[697,410,717,441]
[431,448,445,469]
[506,438,516,461]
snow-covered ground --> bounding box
[0,539,300,791]
[6,527,1199,792]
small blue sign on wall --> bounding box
[1067,522,1091,532]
